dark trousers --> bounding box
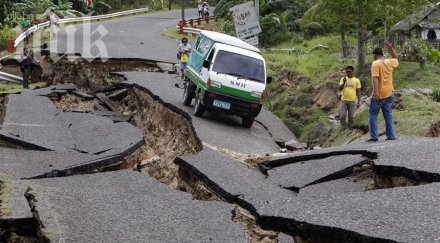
[22,66,30,88]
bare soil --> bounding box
[115,87,201,186]
[233,206,279,243]
[40,56,158,92]
[51,94,95,113]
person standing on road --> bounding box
[22,15,31,31]
[203,2,210,18]
[338,65,361,130]
[21,48,33,89]
[198,2,203,18]
[178,37,191,79]
[367,41,399,142]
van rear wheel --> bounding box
[242,116,254,128]
[193,94,205,117]
[183,82,195,106]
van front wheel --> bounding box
[193,94,205,117]
[242,117,254,128]
[183,82,195,106]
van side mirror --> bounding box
[203,60,210,69]
[266,76,273,84]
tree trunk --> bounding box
[340,28,349,58]
[169,0,172,10]
[356,0,365,67]
[357,30,365,67]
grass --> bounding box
[264,34,440,147]
[161,19,219,41]
[0,82,47,94]
[325,93,440,146]
[264,35,357,86]
[0,179,12,217]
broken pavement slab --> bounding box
[175,140,440,242]
[174,147,296,212]
[258,183,440,242]
[3,92,143,155]
[0,180,35,236]
[16,170,247,242]
[266,154,367,190]
[0,147,105,180]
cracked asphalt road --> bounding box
[1,8,440,243]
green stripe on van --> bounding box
[185,68,261,103]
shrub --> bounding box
[259,13,291,47]
[218,19,235,36]
[303,22,325,39]
[433,89,440,102]
[400,38,431,68]
[428,49,440,64]
[0,26,16,51]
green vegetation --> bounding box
[0,179,12,217]
[0,82,48,94]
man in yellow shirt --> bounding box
[368,41,399,142]
[338,66,361,130]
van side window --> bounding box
[194,36,202,50]
[197,37,214,56]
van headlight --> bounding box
[207,79,222,88]
[251,91,262,98]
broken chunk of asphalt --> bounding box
[71,90,94,100]
[107,88,128,101]
[299,139,440,184]
[15,170,247,242]
[0,180,34,225]
[298,177,372,197]
[95,92,115,111]
[174,148,296,215]
[261,149,377,174]
[118,72,293,155]
[258,182,440,242]
[91,110,130,123]
[0,147,108,180]
[2,93,143,154]
[266,154,368,191]
[0,132,51,151]
[175,141,440,242]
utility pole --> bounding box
[181,0,185,24]
[255,0,259,17]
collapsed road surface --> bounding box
[1,8,440,243]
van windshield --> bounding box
[212,50,265,83]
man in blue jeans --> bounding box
[368,41,399,142]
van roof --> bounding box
[199,30,261,53]
[214,43,264,61]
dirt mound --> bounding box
[313,82,339,112]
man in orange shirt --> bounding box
[368,41,399,142]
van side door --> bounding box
[200,48,215,82]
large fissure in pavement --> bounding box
[0,181,48,243]
[40,56,161,92]
[114,86,202,186]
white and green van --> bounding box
[183,30,272,128]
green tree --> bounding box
[304,0,430,66]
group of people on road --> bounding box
[197,1,210,18]
[338,41,399,142]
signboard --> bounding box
[243,35,259,46]
[229,1,261,39]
